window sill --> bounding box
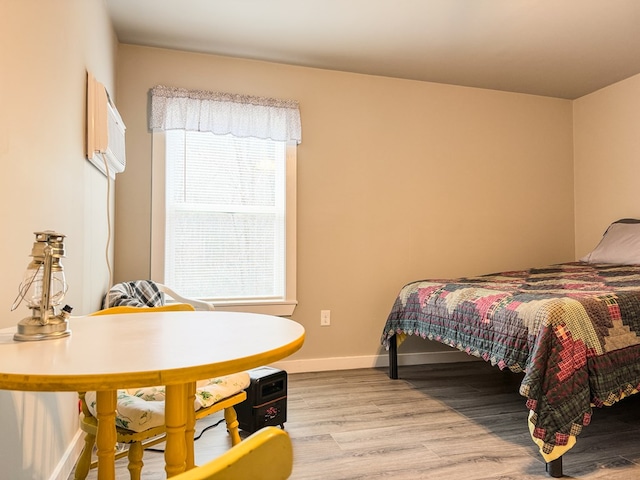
[209,300,297,317]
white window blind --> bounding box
[165,131,286,301]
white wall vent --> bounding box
[86,71,126,179]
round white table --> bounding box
[0,311,305,479]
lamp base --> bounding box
[14,316,71,342]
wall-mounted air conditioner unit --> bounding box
[86,71,126,179]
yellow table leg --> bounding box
[165,383,187,477]
[185,382,196,470]
[95,390,117,480]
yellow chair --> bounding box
[74,304,249,480]
[170,427,293,480]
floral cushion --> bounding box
[84,371,250,433]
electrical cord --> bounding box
[101,152,114,291]
[143,417,226,453]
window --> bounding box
[149,86,300,316]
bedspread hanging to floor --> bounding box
[381,262,640,461]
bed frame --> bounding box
[387,335,564,478]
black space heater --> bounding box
[236,366,288,433]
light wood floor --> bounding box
[70,362,640,479]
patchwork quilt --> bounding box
[381,262,640,461]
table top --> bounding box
[0,311,305,392]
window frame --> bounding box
[151,130,297,316]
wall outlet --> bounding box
[320,310,331,326]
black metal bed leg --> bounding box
[546,456,563,477]
[388,334,398,379]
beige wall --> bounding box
[0,1,116,478]
[116,45,575,366]
[573,73,640,257]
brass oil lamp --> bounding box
[12,231,72,341]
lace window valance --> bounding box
[150,85,302,144]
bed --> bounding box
[381,219,640,477]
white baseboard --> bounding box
[51,429,84,480]
[270,350,478,374]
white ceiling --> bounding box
[105,0,640,99]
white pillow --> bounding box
[580,221,640,265]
